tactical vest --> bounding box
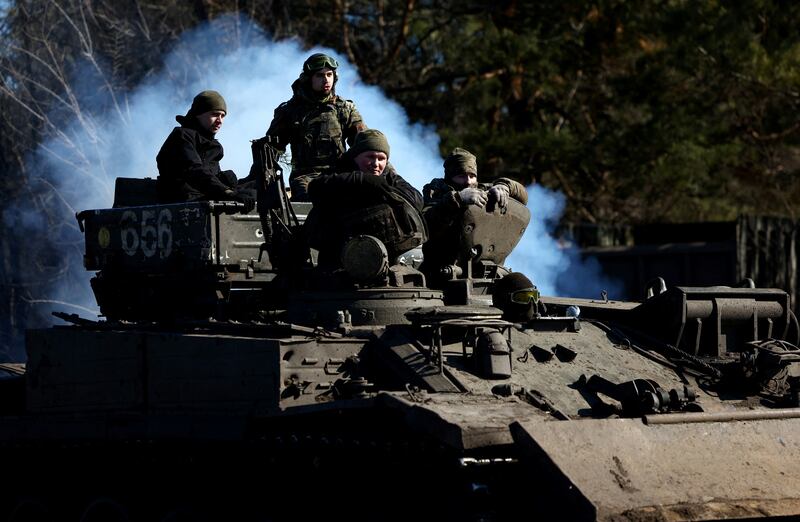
[289,98,350,175]
[308,200,427,259]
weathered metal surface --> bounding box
[460,199,530,266]
[511,416,800,521]
[379,392,550,450]
[447,320,708,416]
[82,200,268,272]
[644,408,800,424]
[287,287,444,328]
[9,174,800,520]
[630,286,791,357]
[81,202,214,271]
[277,336,367,407]
[112,177,158,208]
[215,211,268,266]
[371,327,462,393]
[26,328,283,414]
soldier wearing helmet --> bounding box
[421,147,528,286]
[264,53,366,201]
[492,272,542,322]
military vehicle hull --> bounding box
[5,288,800,520]
[3,180,800,520]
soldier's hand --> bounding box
[488,184,510,209]
[459,187,488,207]
[219,169,238,188]
[233,189,256,213]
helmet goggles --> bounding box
[304,54,339,72]
[510,287,540,305]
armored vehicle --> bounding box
[3,147,800,521]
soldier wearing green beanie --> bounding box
[263,53,366,201]
[347,129,391,161]
[156,90,255,211]
[421,147,529,287]
[443,147,478,179]
[186,90,227,118]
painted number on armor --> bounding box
[120,208,173,259]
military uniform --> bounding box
[421,148,528,285]
[304,130,425,265]
[157,91,241,203]
[266,55,366,201]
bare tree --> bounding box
[0,0,218,360]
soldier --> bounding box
[305,129,425,266]
[492,272,542,322]
[265,53,366,201]
[421,147,528,284]
[156,90,255,210]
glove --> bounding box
[488,184,510,209]
[459,187,487,207]
[233,188,256,213]
[359,171,390,190]
[219,169,238,188]
[355,171,394,201]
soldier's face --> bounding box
[311,68,335,94]
[451,172,478,188]
[355,151,388,176]
[196,110,226,134]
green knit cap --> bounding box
[444,147,478,180]
[189,90,227,116]
[350,129,390,159]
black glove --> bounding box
[359,172,390,189]
[219,169,238,188]
[233,188,256,213]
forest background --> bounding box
[1,0,799,360]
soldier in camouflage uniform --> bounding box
[265,53,366,201]
[421,147,528,285]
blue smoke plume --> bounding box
[507,185,622,299]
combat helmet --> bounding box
[492,272,540,322]
[300,53,340,94]
[303,53,339,73]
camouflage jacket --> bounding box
[266,79,365,178]
[421,177,528,276]
[155,115,236,203]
